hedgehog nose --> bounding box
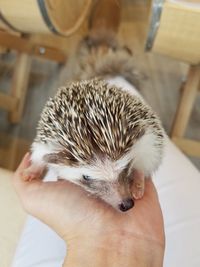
[119,198,134,212]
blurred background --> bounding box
[0,0,199,171]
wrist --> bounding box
[63,232,164,267]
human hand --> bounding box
[13,153,165,267]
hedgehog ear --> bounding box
[43,153,67,165]
[43,152,78,166]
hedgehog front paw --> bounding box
[132,170,145,200]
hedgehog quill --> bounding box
[25,79,165,212]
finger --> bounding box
[13,152,34,193]
[144,179,159,201]
[143,179,164,225]
[15,152,31,175]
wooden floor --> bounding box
[0,0,199,170]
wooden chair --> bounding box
[0,0,92,123]
[171,65,200,157]
[0,31,67,123]
[146,0,200,157]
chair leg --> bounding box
[171,65,200,138]
[8,52,32,123]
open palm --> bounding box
[13,153,165,266]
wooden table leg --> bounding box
[171,65,200,138]
[8,52,32,123]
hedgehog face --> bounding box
[48,155,135,211]
[31,128,163,211]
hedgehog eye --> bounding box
[82,175,91,181]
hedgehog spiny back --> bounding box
[35,79,162,166]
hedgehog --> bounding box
[25,79,165,212]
